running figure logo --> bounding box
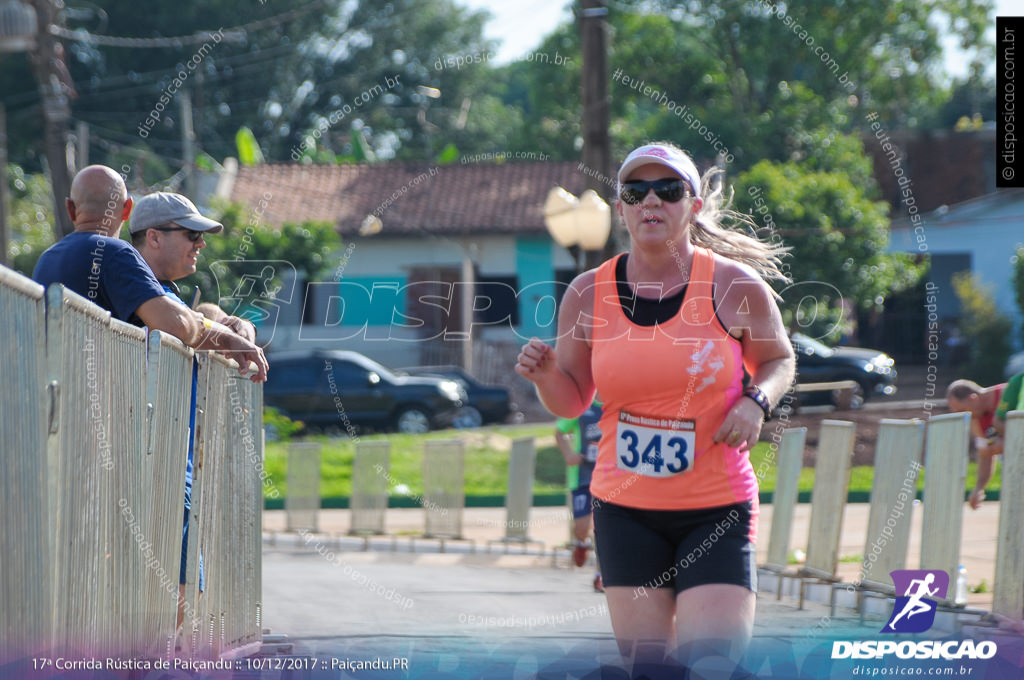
[882,570,950,633]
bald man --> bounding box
[32,165,267,381]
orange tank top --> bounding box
[589,248,759,513]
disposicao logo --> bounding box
[830,569,997,661]
[882,569,948,634]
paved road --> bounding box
[260,546,849,677]
[260,544,1024,679]
[258,501,1021,679]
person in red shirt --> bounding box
[516,143,794,670]
[946,379,1007,509]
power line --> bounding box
[3,40,300,109]
[50,1,327,48]
[75,42,299,96]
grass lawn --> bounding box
[264,422,567,500]
[264,427,1001,503]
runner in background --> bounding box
[555,397,604,592]
[946,379,1006,509]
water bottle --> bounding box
[954,565,969,606]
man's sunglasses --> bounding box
[154,226,204,242]
[619,178,692,205]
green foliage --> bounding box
[179,201,340,321]
[733,151,925,329]
[503,0,996,168]
[111,147,174,191]
[1014,246,1024,347]
[276,0,515,163]
[0,0,997,173]
[435,143,459,165]
[639,0,993,131]
[2,0,520,172]
[952,271,1014,384]
[263,406,303,441]
[6,165,56,276]
[235,127,265,166]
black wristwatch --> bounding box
[743,385,772,419]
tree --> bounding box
[1013,245,1024,348]
[732,136,926,340]
[180,201,339,336]
[0,0,520,173]
[5,164,55,276]
[501,0,995,167]
[638,0,993,129]
[953,271,1013,384]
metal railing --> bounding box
[0,264,263,662]
[0,267,50,662]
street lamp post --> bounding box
[543,186,611,274]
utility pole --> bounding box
[0,103,10,268]
[580,0,612,268]
[181,90,196,197]
[28,0,73,239]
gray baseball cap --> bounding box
[129,191,224,234]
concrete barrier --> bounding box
[350,441,390,535]
[286,442,322,533]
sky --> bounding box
[456,0,1021,80]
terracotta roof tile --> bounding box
[230,161,596,236]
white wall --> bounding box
[890,194,1024,334]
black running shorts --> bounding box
[593,500,757,595]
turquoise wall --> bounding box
[515,238,558,340]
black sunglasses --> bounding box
[619,178,692,205]
[154,226,204,242]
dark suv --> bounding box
[792,332,897,408]
[398,365,513,428]
[263,350,466,434]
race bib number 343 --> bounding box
[616,411,695,478]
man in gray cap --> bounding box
[33,166,267,380]
[129,190,260,637]
[129,191,255,341]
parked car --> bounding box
[263,350,466,434]
[398,365,513,428]
[792,332,897,409]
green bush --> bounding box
[1013,245,1024,348]
[952,272,1014,384]
[263,406,303,441]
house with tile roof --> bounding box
[218,160,601,370]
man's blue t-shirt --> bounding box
[32,232,165,323]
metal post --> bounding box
[461,249,474,373]
[580,0,612,268]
